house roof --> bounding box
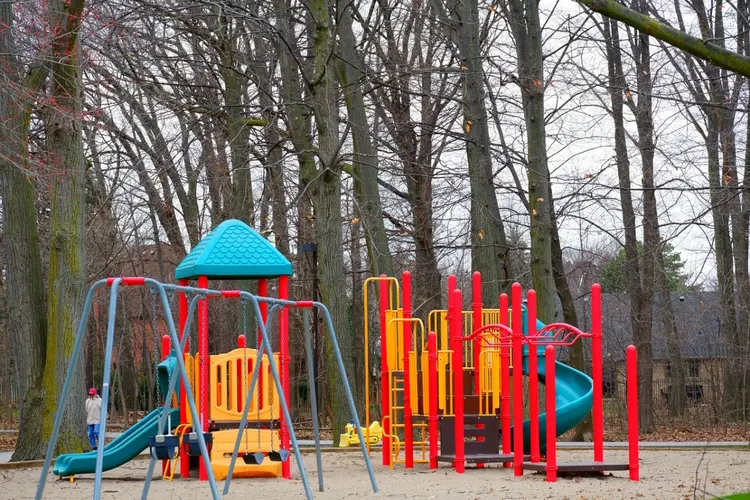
[175,219,292,280]
[592,292,725,360]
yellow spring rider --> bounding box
[339,421,383,448]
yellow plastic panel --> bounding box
[209,348,280,423]
[209,429,282,479]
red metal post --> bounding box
[527,290,540,463]
[545,346,557,483]
[447,274,457,298]
[428,331,438,469]
[197,275,209,481]
[378,275,391,467]
[402,271,414,468]
[499,293,511,467]
[279,275,291,479]
[161,334,171,476]
[591,283,604,463]
[511,283,524,476]
[178,279,189,479]
[627,345,639,481]
[257,279,268,349]
[472,272,483,395]
[450,289,465,474]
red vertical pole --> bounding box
[279,275,291,479]
[511,283,524,476]
[238,334,247,348]
[627,345,639,481]
[471,272,483,394]
[545,346,557,483]
[499,293,511,467]
[237,334,246,425]
[450,288,465,474]
[161,334,171,476]
[527,290,540,463]
[447,274,457,298]
[428,331,438,469]
[402,271,414,468]
[378,275,391,467]
[197,275,209,481]
[178,279,189,479]
[257,279,268,349]
[591,283,604,463]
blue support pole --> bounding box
[93,280,124,499]
[145,280,221,499]
[222,303,280,494]
[35,280,107,500]
[303,310,325,492]
[141,292,201,498]
[315,302,378,493]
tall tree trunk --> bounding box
[506,0,556,321]
[41,0,88,454]
[602,15,652,432]
[335,4,393,278]
[1,1,50,461]
[438,0,510,303]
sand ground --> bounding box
[3,449,749,499]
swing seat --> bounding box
[149,435,180,460]
[243,452,266,465]
[267,449,289,462]
[185,432,213,457]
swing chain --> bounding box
[242,299,250,455]
[254,315,262,453]
[148,287,161,408]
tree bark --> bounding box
[437,0,510,303]
[1,1,51,461]
[506,0,556,321]
[335,4,394,278]
[41,0,89,454]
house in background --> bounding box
[593,292,726,406]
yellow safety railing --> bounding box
[387,316,425,416]
[363,276,400,455]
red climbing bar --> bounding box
[527,290,540,463]
[499,293,511,467]
[450,288,465,474]
[591,283,604,463]
[107,276,145,286]
[472,272,483,396]
[279,275,291,479]
[257,279,268,349]
[178,279,190,479]
[428,331,438,469]
[627,345,639,481]
[378,275,391,467]
[511,283,524,476]
[402,271,414,469]
[197,275,209,481]
[545,346,557,482]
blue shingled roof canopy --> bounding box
[175,219,292,280]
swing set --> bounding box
[35,220,378,500]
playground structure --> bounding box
[35,220,378,500]
[364,271,639,481]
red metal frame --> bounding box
[428,331,438,469]
[257,279,268,349]
[545,346,557,482]
[627,345,639,481]
[472,272,483,394]
[402,271,414,468]
[591,283,604,463]
[178,279,190,479]
[499,293,511,467]
[450,288,465,473]
[378,275,390,467]
[527,291,541,463]
[511,283,523,476]
[197,275,209,481]
[279,276,291,479]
